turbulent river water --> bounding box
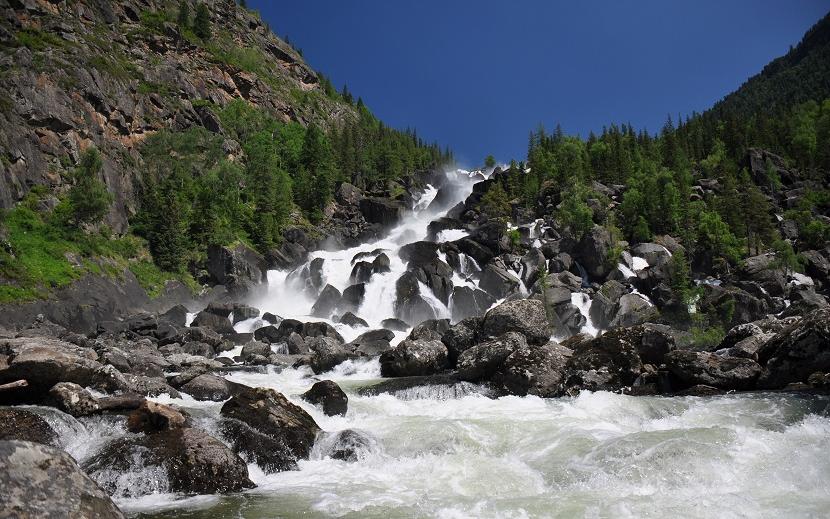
[37,170,830,518]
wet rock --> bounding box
[372,253,391,273]
[2,440,125,518]
[399,241,440,266]
[442,317,481,365]
[479,299,552,345]
[159,304,189,327]
[349,261,374,284]
[302,380,348,416]
[182,341,214,358]
[563,327,645,392]
[394,272,439,325]
[126,400,188,433]
[589,280,626,329]
[757,307,830,388]
[499,341,573,397]
[408,319,451,342]
[348,328,394,356]
[48,382,100,416]
[382,318,409,332]
[0,408,58,445]
[665,350,761,390]
[451,286,496,321]
[86,428,253,495]
[307,336,354,374]
[220,386,321,472]
[241,341,271,361]
[479,262,521,299]
[342,284,366,311]
[180,374,231,401]
[262,312,281,325]
[124,374,180,398]
[232,304,260,324]
[380,339,448,377]
[719,323,764,350]
[573,225,613,279]
[314,429,378,462]
[311,284,343,318]
[340,312,369,328]
[359,197,406,227]
[458,332,527,382]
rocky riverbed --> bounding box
[2,168,829,518]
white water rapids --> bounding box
[42,170,830,518]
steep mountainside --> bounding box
[0,0,354,232]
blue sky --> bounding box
[250,0,830,167]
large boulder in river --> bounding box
[86,428,253,496]
[442,317,481,365]
[206,243,267,295]
[180,374,231,401]
[220,386,321,473]
[608,293,657,329]
[457,331,526,382]
[1,440,125,518]
[451,286,496,321]
[307,336,355,374]
[380,339,448,377]
[499,341,573,397]
[757,307,830,388]
[479,262,522,299]
[310,284,342,318]
[479,299,552,345]
[563,327,644,393]
[665,350,762,390]
[394,272,439,325]
[302,380,348,416]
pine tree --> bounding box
[193,3,211,41]
[177,1,190,29]
[68,148,113,226]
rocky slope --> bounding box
[0,0,353,232]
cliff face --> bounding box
[0,0,356,232]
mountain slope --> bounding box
[0,0,355,232]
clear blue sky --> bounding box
[250,0,830,167]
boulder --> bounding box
[381,318,409,332]
[48,382,100,416]
[206,243,267,295]
[220,386,321,472]
[394,272,438,325]
[372,252,391,273]
[1,440,125,518]
[126,400,188,433]
[232,304,260,324]
[359,197,406,227]
[313,429,378,462]
[180,374,231,401]
[348,329,393,356]
[757,308,830,388]
[608,293,657,329]
[479,262,521,299]
[349,261,374,284]
[241,341,271,360]
[302,380,348,416]
[86,428,253,495]
[411,258,454,306]
[399,241,440,266]
[311,284,343,318]
[458,332,527,382]
[573,225,613,279]
[665,350,762,390]
[342,283,366,311]
[563,327,644,392]
[451,286,496,321]
[159,304,189,327]
[589,280,626,329]
[407,319,451,342]
[499,341,572,397]
[339,312,369,328]
[379,339,448,377]
[442,317,481,365]
[0,408,58,445]
[307,336,354,374]
[479,299,552,345]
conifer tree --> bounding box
[193,3,211,41]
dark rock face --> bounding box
[86,428,253,496]
[451,286,496,321]
[500,341,573,397]
[563,327,645,392]
[220,386,321,473]
[394,272,438,325]
[380,339,448,377]
[340,312,369,328]
[573,225,613,279]
[479,299,552,345]
[1,440,125,518]
[342,284,366,311]
[206,244,267,295]
[757,308,830,388]
[311,284,343,318]
[399,241,440,266]
[359,197,406,227]
[479,262,521,299]
[665,350,762,390]
[458,332,527,382]
[126,400,189,434]
[0,408,58,445]
[442,317,481,365]
[411,258,454,306]
[302,380,348,416]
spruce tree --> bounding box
[68,148,113,226]
[177,1,190,29]
[193,3,211,41]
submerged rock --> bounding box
[313,429,379,462]
[1,440,125,518]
